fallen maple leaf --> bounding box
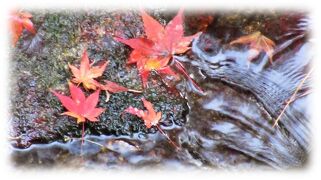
[115,9,201,88]
[99,80,142,102]
[101,80,130,93]
[69,50,109,90]
[69,49,142,102]
[124,98,161,128]
[230,31,276,63]
[51,81,105,124]
[124,98,179,149]
[10,11,36,46]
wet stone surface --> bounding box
[10,10,187,148]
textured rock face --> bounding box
[10,10,187,149]
[10,10,310,170]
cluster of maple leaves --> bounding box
[48,10,202,129]
[51,50,137,124]
[115,9,202,88]
[11,9,277,147]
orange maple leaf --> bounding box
[69,50,141,102]
[230,31,276,63]
[10,11,36,46]
[68,50,109,90]
[124,98,179,149]
[115,9,201,88]
[124,98,162,129]
[51,82,105,124]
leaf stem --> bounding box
[172,59,204,93]
[82,122,85,145]
[156,125,180,150]
[80,122,85,155]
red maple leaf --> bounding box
[99,80,142,102]
[101,80,130,93]
[124,98,161,129]
[115,9,201,88]
[10,11,36,46]
[51,81,105,124]
[230,31,276,63]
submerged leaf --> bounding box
[230,31,276,63]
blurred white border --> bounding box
[0,0,320,179]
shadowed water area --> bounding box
[9,9,311,170]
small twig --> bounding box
[296,89,312,99]
[83,139,111,151]
[105,90,111,102]
[273,68,313,127]
[68,136,114,153]
[83,139,103,148]
[127,89,143,93]
[156,125,180,150]
[286,89,312,104]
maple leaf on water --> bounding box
[51,81,105,124]
[230,31,276,63]
[69,50,109,90]
[10,11,36,46]
[124,98,161,129]
[115,9,202,88]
